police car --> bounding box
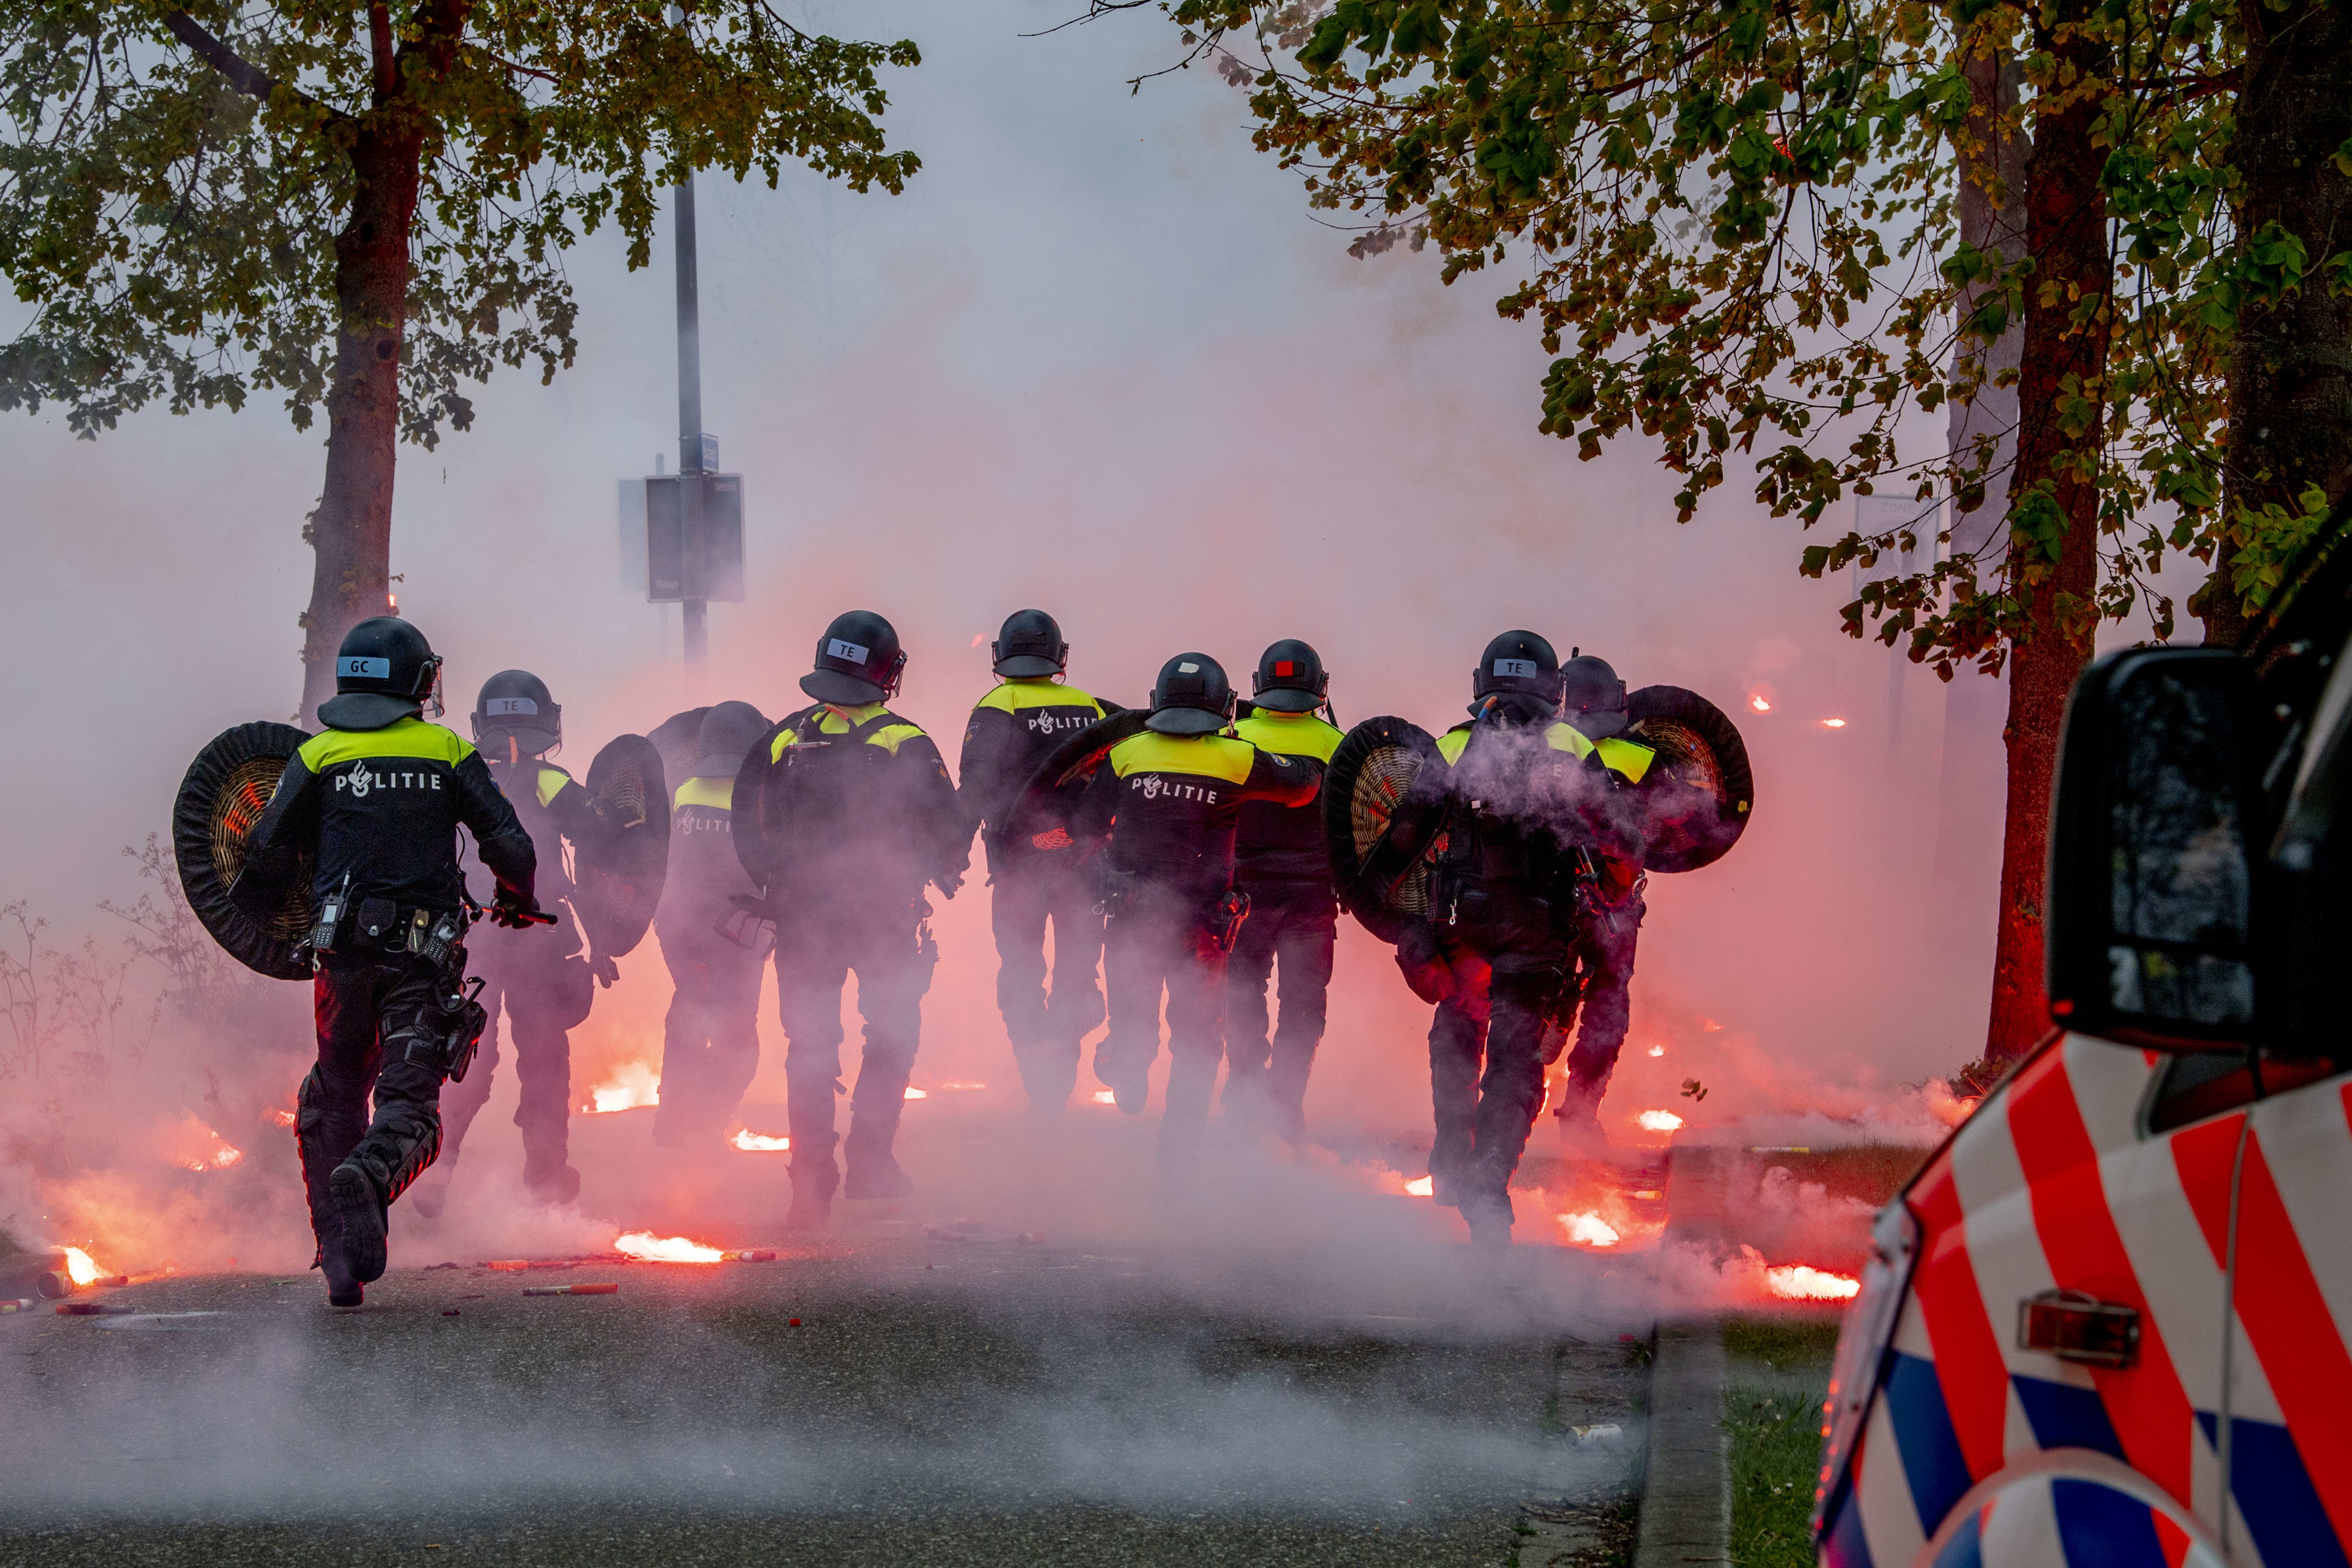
[1814,539,2352,1567]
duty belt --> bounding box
[317,891,468,967]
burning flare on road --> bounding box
[731,1130,790,1152]
[614,1231,725,1264]
[61,1247,104,1287]
[586,1063,660,1114]
[1404,1176,1435,1197]
[1558,1212,1622,1248]
[1764,1263,1861,1301]
[1637,1109,1684,1133]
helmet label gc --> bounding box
[339,657,392,679]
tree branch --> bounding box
[161,10,331,115]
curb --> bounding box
[1633,1317,1730,1568]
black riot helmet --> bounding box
[471,669,562,758]
[1560,653,1631,737]
[319,616,443,731]
[1147,652,1236,736]
[692,699,771,779]
[1471,630,1564,707]
[992,608,1068,679]
[802,610,907,706]
[1251,638,1329,713]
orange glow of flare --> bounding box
[1749,694,1772,713]
[1820,717,1848,729]
[903,1087,928,1100]
[1646,1044,1665,1058]
[730,1130,790,1152]
[614,1231,725,1264]
[271,1109,297,1128]
[184,1141,243,1173]
[62,1247,104,1287]
[1765,1264,1862,1301]
[937,1080,989,1091]
[586,1063,660,1114]
[1091,1090,1117,1105]
[1404,1176,1435,1197]
[1558,1212,1621,1248]
[1637,1109,1684,1133]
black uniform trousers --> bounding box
[1221,885,1336,1144]
[298,955,451,1262]
[1101,893,1228,1156]
[989,862,1105,1110]
[1556,898,1645,1117]
[437,924,590,1196]
[654,921,771,1147]
[1425,937,1566,1227]
[774,903,930,1194]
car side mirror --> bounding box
[2046,647,2263,1049]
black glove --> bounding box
[587,951,619,987]
[1394,918,1455,1005]
[488,895,554,930]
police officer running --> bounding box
[417,671,613,1212]
[958,609,1109,1116]
[748,612,968,1228]
[1223,641,1344,1148]
[652,700,773,1149]
[1074,653,1316,1171]
[235,618,541,1305]
[1395,631,1654,1245]
[1547,655,1651,1147]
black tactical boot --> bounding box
[315,1244,363,1309]
[330,1164,389,1284]
[843,1153,913,1201]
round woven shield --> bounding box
[572,734,670,957]
[1321,716,1447,944]
[1627,685,1754,872]
[172,722,316,981]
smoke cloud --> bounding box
[0,0,2125,1306]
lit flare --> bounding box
[1558,1212,1621,1248]
[614,1231,724,1264]
[1765,1264,1861,1302]
[587,1062,660,1114]
[731,1131,790,1152]
[62,1248,102,1287]
[1404,1176,1435,1197]
[1637,1109,1684,1133]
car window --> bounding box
[2147,1049,2347,1133]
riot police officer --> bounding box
[744,612,968,1228]
[1397,631,1654,1245]
[1223,640,1344,1147]
[959,609,1109,1115]
[652,699,772,1149]
[418,670,612,1211]
[1074,653,1316,1170]
[1548,655,1650,1145]
[235,617,541,1305]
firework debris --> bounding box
[522,1283,619,1297]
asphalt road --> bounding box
[0,1109,1653,1566]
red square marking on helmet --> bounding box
[1275,662,1297,677]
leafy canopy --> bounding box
[1138,0,2282,673]
[0,2,919,445]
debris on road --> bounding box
[522,1284,619,1297]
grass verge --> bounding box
[1724,1313,1838,1568]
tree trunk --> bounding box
[296,121,424,724]
[1931,49,2027,933]
[2199,0,2352,646]
[1983,15,2111,1058]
